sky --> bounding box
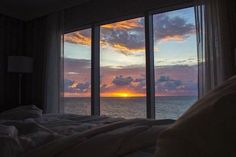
[63,7,198,97]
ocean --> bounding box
[64,96,197,120]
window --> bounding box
[62,6,198,119]
[153,8,198,119]
[63,28,92,115]
[100,18,146,119]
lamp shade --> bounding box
[8,56,33,73]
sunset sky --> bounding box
[64,7,198,97]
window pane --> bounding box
[154,8,198,119]
[63,29,91,115]
[100,17,146,119]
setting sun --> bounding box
[113,92,130,97]
[100,91,145,98]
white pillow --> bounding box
[0,105,42,120]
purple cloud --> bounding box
[112,75,133,86]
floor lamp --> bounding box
[8,56,33,105]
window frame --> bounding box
[63,2,196,119]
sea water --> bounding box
[64,96,197,120]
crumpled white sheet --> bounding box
[0,113,173,157]
[0,114,124,157]
[0,125,23,157]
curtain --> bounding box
[195,0,236,97]
[26,12,64,113]
[44,12,64,113]
[0,15,25,111]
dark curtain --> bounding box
[24,12,63,113]
[24,18,47,110]
[0,15,26,112]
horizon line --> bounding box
[63,95,198,98]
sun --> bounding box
[101,90,145,98]
[108,92,132,98]
[118,93,129,97]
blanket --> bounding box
[0,114,173,157]
[23,119,173,157]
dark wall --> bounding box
[0,15,32,112]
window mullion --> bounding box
[91,25,100,116]
[145,13,155,119]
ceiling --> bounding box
[0,0,90,21]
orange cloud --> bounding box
[64,18,145,54]
[111,44,145,55]
[101,19,142,30]
[64,92,90,97]
[64,32,91,46]
[161,35,185,42]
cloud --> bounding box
[132,77,146,92]
[75,82,90,93]
[65,14,195,55]
[64,29,91,46]
[158,76,170,82]
[64,58,91,74]
[100,18,145,55]
[154,15,195,42]
[156,75,183,91]
[155,75,198,95]
[112,75,133,86]
[64,58,198,96]
[101,19,143,30]
[64,79,74,91]
[67,72,80,75]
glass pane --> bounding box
[63,29,91,115]
[154,8,198,119]
[100,17,146,119]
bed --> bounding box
[0,106,174,157]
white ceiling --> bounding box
[0,0,90,21]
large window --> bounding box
[100,18,146,119]
[154,8,198,119]
[63,6,198,119]
[63,29,92,115]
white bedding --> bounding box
[0,111,173,157]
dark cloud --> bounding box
[181,82,198,91]
[64,79,74,91]
[154,14,195,41]
[64,58,91,69]
[76,82,90,93]
[158,76,170,82]
[101,25,145,54]
[132,77,146,93]
[155,75,183,91]
[65,14,195,55]
[134,78,146,83]
[101,14,195,54]
[155,75,198,94]
[64,58,91,74]
[112,75,133,86]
